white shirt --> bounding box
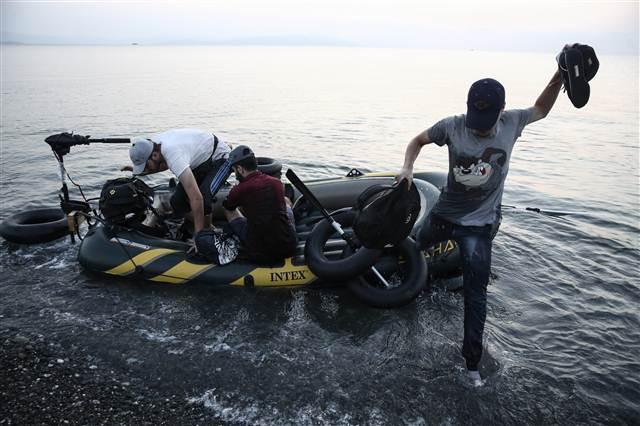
[152,128,230,178]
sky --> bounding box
[1,0,638,54]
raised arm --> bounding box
[395,129,433,187]
[528,69,563,124]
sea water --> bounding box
[1,45,638,424]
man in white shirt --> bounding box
[125,128,230,234]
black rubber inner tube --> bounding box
[346,237,428,308]
[256,157,282,178]
[0,208,69,244]
[304,210,383,282]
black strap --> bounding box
[194,134,219,171]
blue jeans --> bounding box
[229,206,297,246]
[417,213,494,371]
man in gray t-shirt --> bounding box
[396,66,564,385]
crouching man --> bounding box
[215,145,297,262]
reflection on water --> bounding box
[1,46,639,423]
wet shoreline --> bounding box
[0,328,215,425]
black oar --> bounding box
[285,169,391,288]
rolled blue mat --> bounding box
[209,160,232,197]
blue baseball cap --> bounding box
[465,78,505,131]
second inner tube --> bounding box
[347,237,428,308]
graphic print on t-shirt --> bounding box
[450,147,507,192]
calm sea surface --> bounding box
[1,46,639,424]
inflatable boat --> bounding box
[76,170,460,288]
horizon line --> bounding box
[1,41,637,57]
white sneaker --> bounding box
[468,369,483,387]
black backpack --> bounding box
[99,177,154,224]
[353,180,421,249]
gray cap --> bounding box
[129,137,154,175]
[228,145,255,166]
